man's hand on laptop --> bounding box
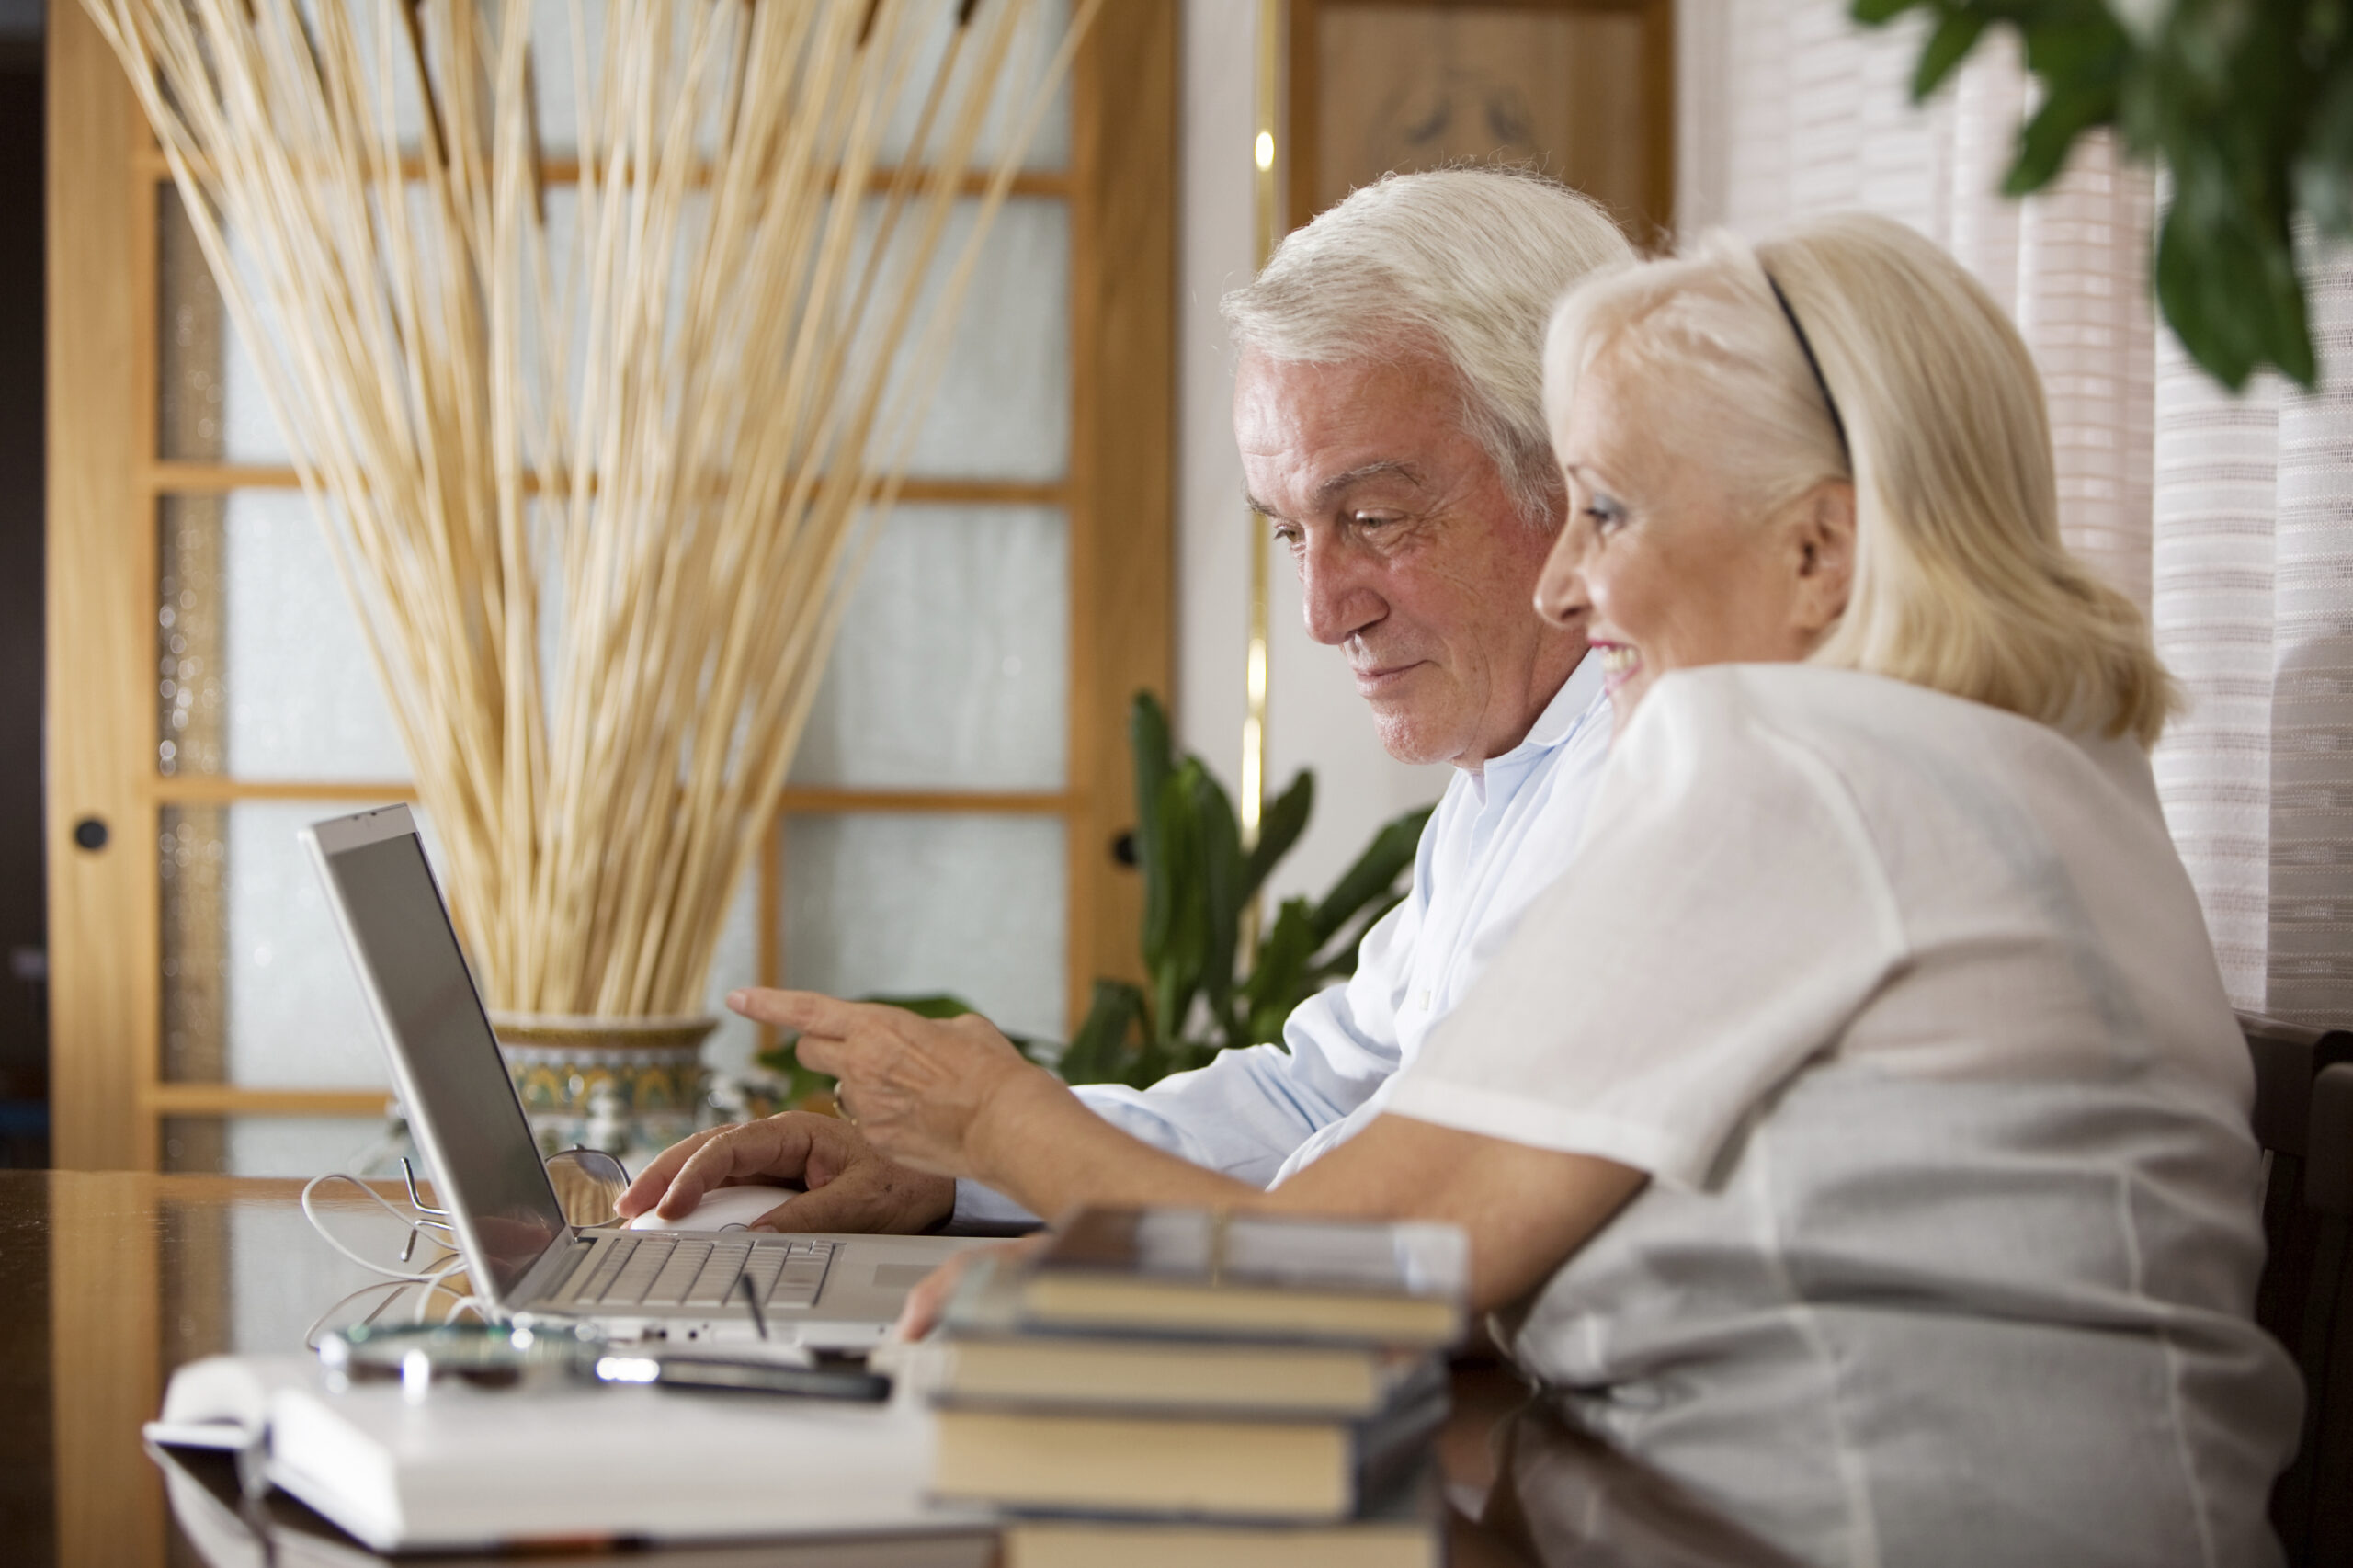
[616,1113,955,1234]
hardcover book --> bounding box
[929,1383,1446,1521]
[893,1255,1447,1417]
[998,1463,1443,1568]
[1009,1208,1469,1347]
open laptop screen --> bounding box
[316,829,565,1303]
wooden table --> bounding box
[5,1172,1571,1567]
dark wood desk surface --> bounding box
[4,1172,1554,1568]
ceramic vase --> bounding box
[488,1012,718,1165]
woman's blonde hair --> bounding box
[1543,210,2176,745]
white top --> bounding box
[1390,664,2303,1568]
[952,655,1613,1227]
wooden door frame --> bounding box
[46,1,1176,1170]
[48,4,155,1171]
[1068,0,1176,1030]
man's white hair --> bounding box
[1222,167,1634,526]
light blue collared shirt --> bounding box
[951,654,1613,1228]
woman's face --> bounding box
[1537,354,1850,724]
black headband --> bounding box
[1762,268,1850,469]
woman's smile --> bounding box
[1593,641,1643,694]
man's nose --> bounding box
[1299,534,1381,646]
[1533,525,1593,630]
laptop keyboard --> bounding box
[552,1233,836,1311]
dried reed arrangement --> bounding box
[83,0,1095,1018]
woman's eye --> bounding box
[1584,495,1627,532]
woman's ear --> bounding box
[1789,480,1856,637]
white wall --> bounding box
[1174,1,1449,915]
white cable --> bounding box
[301,1171,463,1282]
[301,1278,412,1352]
[411,1268,475,1325]
[301,1170,493,1353]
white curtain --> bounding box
[2154,262,2353,1021]
[1678,0,2353,1027]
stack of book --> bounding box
[884,1206,1468,1567]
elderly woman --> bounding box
[713,213,2302,1564]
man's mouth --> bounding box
[1353,662,1423,690]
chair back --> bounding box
[2241,1010,2353,1566]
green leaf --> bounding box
[1913,8,1991,100]
[1850,0,1929,26]
[2250,243,2316,389]
[2155,165,2316,390]
[1057,979,1148,1085]
[2154,204,2246,389]
[2295,55,2353,240]
[1187,763,1247,1023]
[2016,16,2128,82]
[2006,83,2117,194]
[1149,767,1210,1043]
[1308,805,1432,947]
[1240,896,1320,1042]
[1242,770,1313,900]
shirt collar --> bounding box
[1518,650,1607,755]
[1459,651,1608,795]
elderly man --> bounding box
[620,169,1632,1233]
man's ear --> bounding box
[1789,480,1856,637]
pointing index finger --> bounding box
[727,987,867,1037]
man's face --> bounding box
[1235,347,1587,767]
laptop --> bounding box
[301,803,979,1349]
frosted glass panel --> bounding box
[792,506,1067,789]
[206,192,1070,479]
[521,2,1071,169]
[209,492,412,780]
[215,225,299,467]
[161,801,400,1089]
[159,491,586,782]
[872,0,1074,172]
[783,814,1066,1042]
[222,800,397,1088]
[860,197,1071,482]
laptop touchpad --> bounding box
[871,1264,938,1290]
